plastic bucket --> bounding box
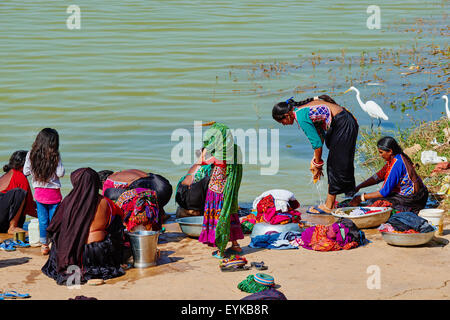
[419,209,444,236]
[128,230,160,268]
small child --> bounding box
[24,128,64,255]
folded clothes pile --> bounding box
[378,211,435,234]
[300,218,366,252]
[252,189,301,225]
[249,231,303,250]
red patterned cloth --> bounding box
[370,200,393,207]
[306,225,358,252]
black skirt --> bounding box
[42,215,127,285]
[0,188,26,233]
[175,176,210,211]
[384,185,429,214]
[325,108,359,195]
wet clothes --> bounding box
[128,173,173,209]
[387,211,435,233]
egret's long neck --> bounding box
[355,90,364,110]
[445,97,449,113]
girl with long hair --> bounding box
[272,95,359,214]
[24,128,65,254]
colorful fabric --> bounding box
[102,178,129,196]
[370,200,393,207]
[301,224,358,251]
[377,154,415,197]
[208,166,227,194]
[200,123,243,255]
[199,189,243,246]
[116,188,159,232]
[34,187,62,205]
[253,189,296,212]
[294,107,324,150]
[309,104,332,131]
[1,169,36,217]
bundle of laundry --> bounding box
[252,189,301,225]
[378,211,435,234]
[249,231,303,250]
[300,218,366,252]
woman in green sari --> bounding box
[197,123,244,258]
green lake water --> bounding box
[0,1,448,211]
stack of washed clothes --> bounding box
[378,211,435,234]
[241,189,301,234]
[249,218,367,252]
[252,189,301,225]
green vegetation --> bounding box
[356,117,450,210]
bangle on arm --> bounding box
[312,159,324,168]
[361,193,366,202]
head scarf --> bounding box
[46,167,100,273]
[203,123,243,255]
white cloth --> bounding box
[252,189,296,212]
[23,151,65,189]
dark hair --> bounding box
[272,95,338,121]
[377,136,413,164]
[98,170,114,186]
[3,150,28,172]
[29,128,60,183]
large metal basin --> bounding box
[381,229,436,246]
[176,216,204,238]
[301,212,338,226]
[250,222,302,238]
[332,207,392,229]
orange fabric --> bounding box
[309,225,358,251]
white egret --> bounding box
[443,95,449,120]
[344,86,388,128]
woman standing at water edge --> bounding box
[272,95,359,214]
[198,123,244,258]
[23,128,64,255]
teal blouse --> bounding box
[295,107,325,150]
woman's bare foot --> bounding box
[230,244,242,253]
[7,226,25,235]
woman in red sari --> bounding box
[0,150,36,234]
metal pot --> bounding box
[128,230,160,268]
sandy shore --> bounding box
[1,212,449,300]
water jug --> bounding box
[28,219,40,246]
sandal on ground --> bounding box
[220,265,251,272]
[225,245,243,256]
[307,205,332,215]
[0,241,16,252]
[212,250,224,259]
[1,291,30,299]
[250,261,268,270]
[11,240,30,248]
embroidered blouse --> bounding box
[294,105,332,150]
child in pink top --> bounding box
[23,128,65,255]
